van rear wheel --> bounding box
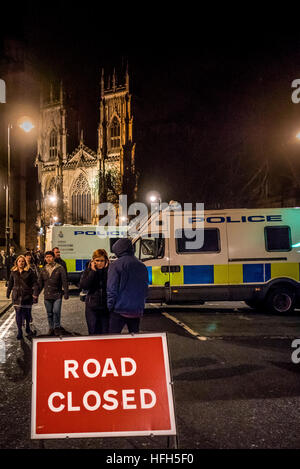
[266,287,295,314]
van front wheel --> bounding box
[266,287,295,314]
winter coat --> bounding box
[55,257,67,273]
[39,263,69,300]
[107,238,149,316]
[0,254,6,269]
[80,264,108,311]
[28,262,40,280]
[7,254,16,272]
[6,268,39,306]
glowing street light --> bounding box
[147,191,162,210]
[19,119,35,133]
[49,195,57,204]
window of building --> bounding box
[71,174,91,224]
[175,228,220,253]
[110,117,120,149]
[265,226,291,252]
[49,130,58,159]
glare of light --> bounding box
[147,191,161,205]
[292,242,300,248]
[296,132,300,140]
[19,120,35,133]
[49,195,57,203]
[53,216,58,222]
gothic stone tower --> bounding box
[98,66,137,209]
[35,66,137,241]
[36,82,67,227]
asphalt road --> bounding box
[0,291,300,450]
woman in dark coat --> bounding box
[6,255,39,340]
[79,249,109,335]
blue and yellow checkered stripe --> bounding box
[147,263,300,286]
[65,259,90,273]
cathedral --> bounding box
[35,66,137,247]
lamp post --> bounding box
[5,124,11,281]
[6,118,34,280]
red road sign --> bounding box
[31,333,176,439]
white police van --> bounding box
[46,225,127,284]
[131,206,300,314]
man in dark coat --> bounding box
[107,238,149,334]
[39,250,69,336]
[6,247,17,277]
[52,247,68,273]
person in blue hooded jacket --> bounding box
[107,238,149,334]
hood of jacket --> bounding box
[112,238,134,258]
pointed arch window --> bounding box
[49,130,58,159]
[110,117,120,149]
[71,173,91,224]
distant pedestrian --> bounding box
[7,247,17,275]
[0,250,7,280]
[52,247,67,274]
[6,255,39,340]
[39,250,69,336]
[25,251,40,279]
[24,251,40,323]
[36,250,44,267]
[80,249,109,335]
[107,238,149,334]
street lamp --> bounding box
[147,191,162,210]
[49,194,57,204]
[6,117,34,280]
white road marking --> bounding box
[0,310,15,339]
[162,312,207,341]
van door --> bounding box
[133,234,170,303]
[168,215,229,303]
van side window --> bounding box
[175,228,220,253]
[264,226,291,252]
[135,235,165,261]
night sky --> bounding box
[2,4,300,207]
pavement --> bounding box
[0,281,12,316]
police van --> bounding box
[131,207,300,314]
[46,225,127,284]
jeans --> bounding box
[44,298,62,329]
[109,311,140,334]
[15,306,31,334]
[85,307,109,335]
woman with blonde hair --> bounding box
[6,255,39,340]
[79,249,109,335]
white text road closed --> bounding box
[31,334,176,439]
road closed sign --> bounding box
[31,333,176,439]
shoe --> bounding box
[25,325,31,335]
[54,327,61,336]
[48,328,54,336]
[17,331,23,340]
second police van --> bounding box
[131,206,300,314]
[46,225,128,284]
